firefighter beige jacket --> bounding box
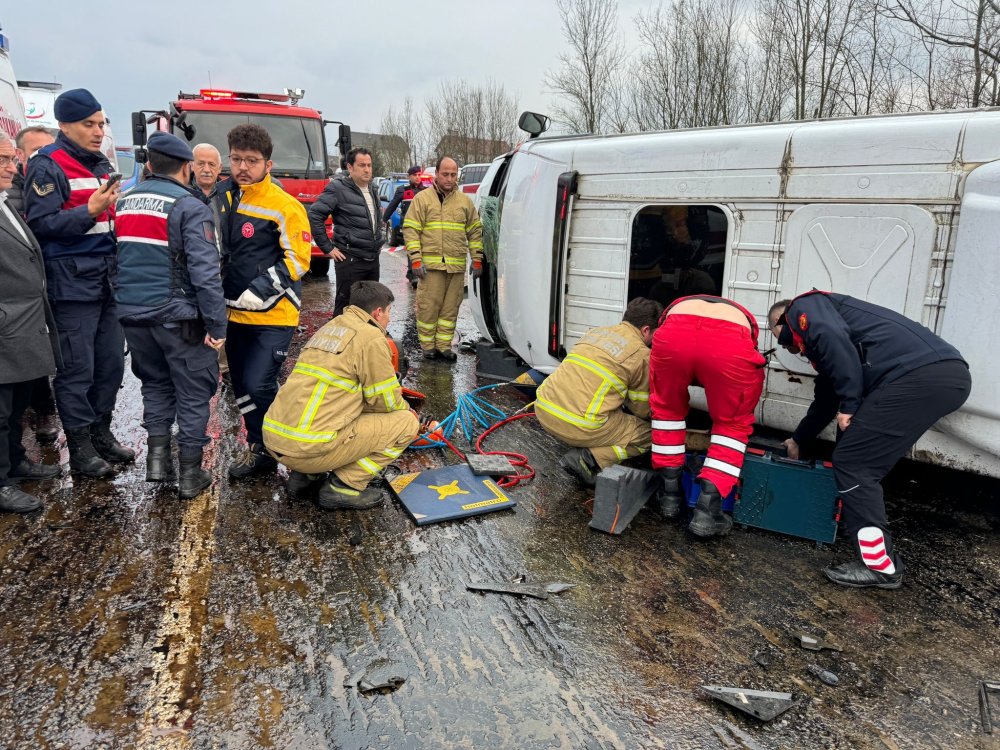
[535,322,651,430]
[402,185,483,273]
[262,306,408,457]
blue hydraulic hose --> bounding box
[409,383,507,450]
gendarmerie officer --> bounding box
[23,88,134,477]
[769,292,971,589]
[114,133,227,499]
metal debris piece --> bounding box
[980,679,1000,734]
[466,453,518,476]
[358,675,406,694]
[794,631,843,652]
[118,600,149,613]
[806,664,839,686]
[544,582,576,594]
[466,582,550,600]
[701,685,798,722]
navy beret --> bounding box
[408,165,422,175]
[54,88,102,123]
[147,131,194,161]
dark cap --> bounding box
[147,131,195,161]
[407,165,422,175]
[54,88,102,123]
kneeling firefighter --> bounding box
[535,298,663,485]
[262,281,419,509]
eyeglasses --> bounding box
[228,154,264,168]
[0,156,16,168]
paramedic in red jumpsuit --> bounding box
[649,296,766,538]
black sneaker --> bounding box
[286,471,325,499]
[228,444,278,480]
[0,485,42,513]
[9,459,61,481]
[559,448,601,487]
[317,474,383,510]
[823,559,903,589]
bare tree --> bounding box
[380,96,424,171]
[425,80,519,165]
[545,0,626,133]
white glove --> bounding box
[235,289,267,310]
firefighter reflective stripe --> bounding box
[652,420,686,430]
[262,418,337,443]
[403,218,423,231]
[627,389,649,403]
[299,383,328,430]
[416,321,435,344]
[293,363,360,393]
[424,221,466,231]
[535,398,605,429]
[651,443,685,455]
[436,319,456,343]
[565,354,627,397]
[703,456,742,477]
[711,434,747,453]
[358,457,381,475]
[585,381,613,422]
[382,447,403,459]
[613,445,628,460]
[363,376,403,410]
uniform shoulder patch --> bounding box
[301,230,312,243]
[798,312,808,330]
[32,181,56,197]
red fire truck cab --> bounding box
[131,88,351,276]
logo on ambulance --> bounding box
[241,222,255,238]
[24,101,44,120]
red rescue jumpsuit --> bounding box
[649,296,766,496]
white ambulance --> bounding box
[470,109,1000,478]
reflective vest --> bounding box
[44,146,116,259]
[114,177,196,308]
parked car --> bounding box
[459,163,490,194]
[114,146,143,193]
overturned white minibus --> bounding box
[469,109,1000,477]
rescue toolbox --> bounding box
[733,449,841,544]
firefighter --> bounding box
[23,89,134,478]
[535,298,663,485]
[649,295,767,539]
[769,292,971,589]
[214,124,312,479]
[262,281,419,509]
[402,156,483,361]
[113,133,227,498]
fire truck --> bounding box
[131,88,351,276]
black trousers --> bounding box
[0,381,33,484]
[125,324,219,451]
[28,377,56,417]
[833,359,972,546]
[224,323,294,446]
[333,256,380,318]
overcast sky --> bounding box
[2,1,649,145]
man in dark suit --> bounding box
[0,132,61,512]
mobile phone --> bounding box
[104,173,123,190]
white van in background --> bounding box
[0,27,27,139]
[470,108,1000,479]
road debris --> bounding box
[466,581,576,600]
[806,664,840,686]
[979,679,1000,734]
[701,685,798,722]
[794,631,843,652]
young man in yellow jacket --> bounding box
[214,125,313,479]
[535,298,664,486]
[402,156,483,361]
[262,281,419,509]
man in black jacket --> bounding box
[0,132,61,513]
[307,147,385,317]
[769,292,971,589]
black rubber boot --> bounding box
[656,467,684,520]
[286,471,325,500]
[178,448,212,499]
[559,448,601,487]
[90,415,136,463]
[688,479,732,538]
[34,414,60,443]
[66,427,113,478]
[146,435,175,482]
[317,474,383,510]
[228,443,278,480]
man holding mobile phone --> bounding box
[24,88,133,479]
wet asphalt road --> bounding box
[1,248,999,750]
